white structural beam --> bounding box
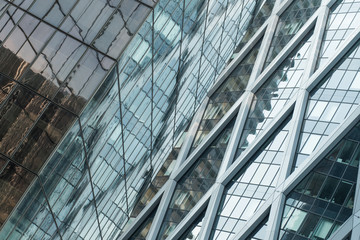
[124,0,360,238]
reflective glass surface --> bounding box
[211,116,292,239]
[180,210,206,240]
[0,158,36,229]
[130,207,158,240]
[158,117,236,239]
[0,0,259,237]
[235,30,313,159]
[293,39,360,169]
[264,0,321,68]
[246,215,269,240]
[316,0,360,69]
[5,0,360,239]
[279,122,360,240]
[192,39,262,151]
[0,178,59,239]
[230,0,275,62]
[196,0,257,103]
[129,126,189,220]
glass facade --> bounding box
[1,0,360,239]
[211,116,292,239]
[280,122,360,239]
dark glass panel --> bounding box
[280,122,360,239]
[179,210,205,240]
[0,74,16,105]
[0,161,36,228]
[129,207,158,240]
[20,31,87,99]
[230,0,275,62]
[13,104,77,173]
[264,0,321,67]
[0,85,48,157]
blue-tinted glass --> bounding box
[158,117,236,239]
[211,115,292,239]
[264,0,321,68]
[280,123,360,240]
[192,39,262,151]
[316,0,360,69]
[293,39,360,170]
[236,30,313,159]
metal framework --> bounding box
[1,0,360,239]
[121,0,360,239]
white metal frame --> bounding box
[120,0,360,238]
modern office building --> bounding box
[0,0,360,239]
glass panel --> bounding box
[0,178,58,239]
[129,126,189,220]
[93,1,151,58]
[236,29,313,159]
[293,39,360,170]
[129,206,158,240]
[158,117,236,239]
[230,0,275,62]
[211,115,292,240]
[37,122,102,239]
[53,48,115,114]
[191,39,262,151]
[196,0,257,103]
[280,122,360,239]
[13,103,77,173]
[0,159,36,229]
[0,0,283,237]
[0,74,16,105]
[0,6,24,43]
[20,31,87,99]
[27,0,77,27]
[59,0,119,44]
[0,11,55,80]
[246,215,269,240]
[264,0,321,68]
[179,210,206,240]
[217,0,257,73]
[316,0,360,69]
[0,84,48,157]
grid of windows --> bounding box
[211,116,292,240]
[316,0,360,69]
[158,117,235,239]
[0,0,257,238]
[129,126,189,220]
[293,39,360,170]
[3,0,360,239]
[264,0,321,68]
[191,39,262,151]
[236,30,313,159]
[230,0,275,62]
[280,122,360,240]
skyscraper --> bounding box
[0,0,360,239]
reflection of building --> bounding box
[1,0,360,239]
